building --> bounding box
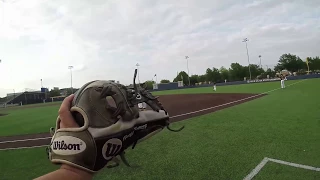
[6,89,48,105]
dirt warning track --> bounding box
[0,93,266,150]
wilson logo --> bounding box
[51,136,86,155]
[102,138,122,160]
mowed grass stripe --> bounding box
[1,79,319,180]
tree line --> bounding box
[1,53,319,99]
[143,53,320,89]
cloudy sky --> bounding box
[0,0,319,97]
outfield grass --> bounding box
[0,79,319,179]
[0,80,300,137]
[152,80,299,95]
[0,105,60,136]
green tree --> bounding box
[49,89,61,97]
[274,53,305,72]
[306,56,320,71]
[173,71,189,85]
[212,67,221,82]
[266,68,276,77]
[229,63,245,81]
[143,80,155,90]
[198,75,206,83]
[205,68,213,82]
[160,79,170,83]
[219,66,230,81]
[189,75,199,85]
[244,64,265,79]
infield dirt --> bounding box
[0,93,266,149]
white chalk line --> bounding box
[243,157,269,180]
[268,158,320,171]
[0,145,48,151]
[243,157,320,180]
[0,79,307,150]
[0,137,51,144]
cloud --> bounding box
[0,0,319,97]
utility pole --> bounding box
[68,66,73,94]
[259,55,262,69]
[136,63,140,85]
[242,38,252,80]
[185,56,191,86]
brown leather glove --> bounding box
[47,79,183,173]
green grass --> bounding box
[152,80,301,95]
[0,105,60,136]
[0,78,319,179]
[0,80,300,137]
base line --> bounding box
[244,157,320,180]
[268,158,320,172]
[0,145,48,151]
[171,79,306,118]
[0,79,307,150]
[243,157,269,180]
[0,137,51,144]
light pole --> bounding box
[40,79,43,88]
[13,89,15,101]
[258,55,262,69]
[68,66,73,94]
[242,38,252,80]
[185,56,191,86]
[136,63,140,84]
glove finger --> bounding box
[58,94,79,128]
[100,85,114,98]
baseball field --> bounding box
[0,79,319,180]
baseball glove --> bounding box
[46,69,184,173]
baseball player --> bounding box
[280,74,286,89]
[213,82,217,91]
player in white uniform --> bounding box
[280,74,287,89]
[213,82,217,91]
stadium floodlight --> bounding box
[185,56,191,86]
[68,66,74,94]
[242,38,252,80]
